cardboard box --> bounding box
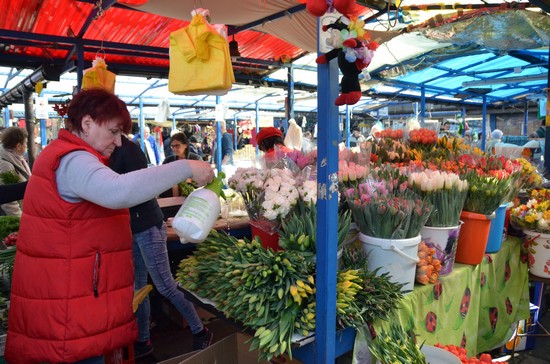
[161,333,269,364]
[157,351,198,364]
[504,303,539,353]
[147,332,303,364]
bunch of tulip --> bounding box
[344,178,432,239]
[408,170,468,227]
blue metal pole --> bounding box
[172,114,176,132]
[481,96,487,151]
[3,108,10,127]
[255,102,260,158]
[40,119,47,148]
[521,100,529,135]
[345,105,351,148]
[138,96,145,152]
[315,17,339,364]
[420,87,426,126]
[462,107,466,137]
[233,116,238,150]
[288,64,295,121]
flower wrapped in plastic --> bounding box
[228,164,300,234]
[344,177,432,239]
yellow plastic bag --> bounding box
[82,57,116,93]
[168,13,235,95]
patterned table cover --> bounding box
[354,236,530,360]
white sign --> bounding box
[35,96,49,119]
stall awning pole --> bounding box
[481,96,487,151]
[315,16,339,364]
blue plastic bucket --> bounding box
[486,203,508,253]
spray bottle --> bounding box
[172,172,226,244]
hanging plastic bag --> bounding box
[168,9,235,95]
[82,56,116,93]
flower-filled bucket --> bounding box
[250,219,281,251]
[420,222,462,276]
[359,232,421,292]
[523,230,550,278]
[486,203,508,254]
[455,211,495,265]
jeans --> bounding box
[133,223,203,342]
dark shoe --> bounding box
[192,327,213,351]
[134,340,154,359]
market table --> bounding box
[354,236,531,359]
[169,226,530,362]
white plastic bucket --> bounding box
[359,233,421,292]
[421,222,463,276]
[523,230,550,279]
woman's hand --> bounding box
[187,160,215,186]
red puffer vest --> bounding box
[6,130,137,363]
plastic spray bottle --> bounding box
[172,172,226,244]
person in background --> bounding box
[256,126,293,167]
[110,135,213,358]
[162,128,174,160]
[163,132,202,164]
[486,129,503,154]
[160,133,202,198]
[5,88,214,364]
[0,127,32,216]
[535,118,546,138]
[212,121,233,166]
[133,125,160,165]
[188,135,205,160]
[349,126,366,147]
[302,130,314,153]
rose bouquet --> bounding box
[408,170,468,227]
[509,188,550,233]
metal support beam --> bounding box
[481,96,487,151]
[315,17,339,364]
[0,65,63,108]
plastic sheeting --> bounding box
[423,10,550,51]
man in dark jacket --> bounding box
[110,136,212,358]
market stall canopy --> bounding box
[0,0,548,110]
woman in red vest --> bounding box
[5,88,213,364]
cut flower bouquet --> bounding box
[408,170,468,227]
[510,188,550,233]
[228,165,306,236]
[344,178,433,239]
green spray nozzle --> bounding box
[205,171,226,200]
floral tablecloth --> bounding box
[354,236,530,360]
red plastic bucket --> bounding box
[250,223,281,251]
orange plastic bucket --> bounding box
[455,210,494,264]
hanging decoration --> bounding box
[82,55,116,93]
[316,16,378,106]
[168,8,235,96]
